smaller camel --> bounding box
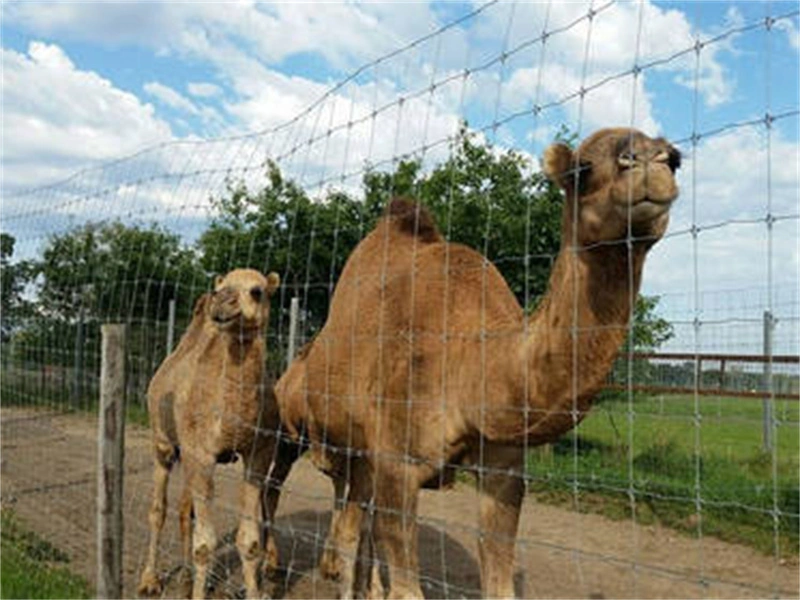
[138,268,281,599]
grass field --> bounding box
[527,394,800,557]
[0,510,91,599]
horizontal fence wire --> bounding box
[1,2,798,599]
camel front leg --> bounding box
[185,456,217,599]
[474,443,524,599]
[237,477,263,599]
[138,454,171,596]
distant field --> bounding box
[580,394,799,471]
[527,394,800,556]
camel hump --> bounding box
[385,197,442,243]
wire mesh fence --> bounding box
[1,2,798,599]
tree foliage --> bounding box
[37,221,205,323]
[1,234,35,342]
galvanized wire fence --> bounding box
[1,2,799,599]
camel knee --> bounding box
[236,522,262,562]
[192,521,217,566]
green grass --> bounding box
[1,510,91,599]
[527,395,800,557]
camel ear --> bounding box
[214,275,225,290]
[265,272,280,295]
[193,293,210,316]
[542,143,574,185]
[543,143,591,194]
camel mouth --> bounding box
[212,312,243,327]
[212,313,263,334]
[638,195,675,208]
[615,195,674,228]
[633,190,677,211]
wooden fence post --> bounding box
[97,324,127,599]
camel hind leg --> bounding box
[176,480,195,594]
[138,444,175,597]
[261,436,300,580]
[372,463,424,600]
[319,473,347,580]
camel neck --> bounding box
[225,334,263,364]
[199,330,264,371]
[519,241,646,439]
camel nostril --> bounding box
[617,153,637,170]
[668,148,682,173]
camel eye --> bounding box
[250,287,264,302]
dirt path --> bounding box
[1,407,797,599]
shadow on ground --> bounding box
[157,509,497,599]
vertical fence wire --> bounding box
[1,3,798,598]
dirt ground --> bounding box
[1,406,797,599]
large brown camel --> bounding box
[275,127,681,598]
[138,268,281,599]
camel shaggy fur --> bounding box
[138,268,281,599]
[275,127,681,598]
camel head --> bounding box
[210,268,280,335]
[543,127,681,247]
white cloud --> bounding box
[2,1,736,152]
[1,2,439,72]
[144,81,200,115]
[474,1,737,119]
[1,42,173,193]
[187,82,222,98]
[503,62,660,136]
[775,16,800,52]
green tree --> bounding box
[36,221,205,324]
[1,233,35,343]
[14,222,204,375]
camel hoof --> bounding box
[319,547,343,581]
[137,569,163,597]
[175,567,193,599]
[260,540,280,581]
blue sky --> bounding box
[1,1,798,353]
